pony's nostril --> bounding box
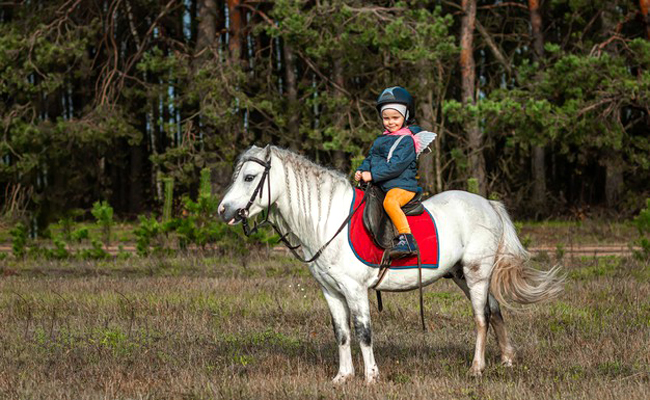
[218,204,226,216]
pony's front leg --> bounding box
[322,289,354,384]
[348,289,379,384]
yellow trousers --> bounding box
[383,188,416,235]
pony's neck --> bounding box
[269,151,353,252]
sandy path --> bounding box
[0,244,641,257]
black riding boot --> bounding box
[390,233,418,259]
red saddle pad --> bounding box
[348,188,439,269]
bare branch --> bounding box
[239,3,273,24]
[478,2,528,11]
[296,51,352,98]
[123,0,142,49]
[475,19,512,74]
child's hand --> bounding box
[361,171,372,182]
[354,171,362,182]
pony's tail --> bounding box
[489,201,565,308]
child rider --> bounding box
[354,86,424,258]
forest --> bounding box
[1,0,649,229]
[1,3,650,398]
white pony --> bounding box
[218,145,563,383]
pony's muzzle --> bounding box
[218,202,241,225]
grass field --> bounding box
[0,253,648,399]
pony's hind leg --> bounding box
[451,261,492,377]
[487,295,515,366]
[322,288,354,384]
[467,271,490,377]
[451,269,515,368]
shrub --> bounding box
[58,209,83,241]
[9,222,28,259]
[467,178,479,194]
[162,177,174,223]
[632,198,650,261]
[71,227,89,242]
[134,215,169,256]
[51,237,70,259]
[91,201,114,248]
[79,239,109,260]
[174,175,223,250]
[174,194,223,249]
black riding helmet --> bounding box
[376,86,416,125]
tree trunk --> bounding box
[528,0,547,213]
[194,0,231,190]
[531,146,546,208]
[460,0,486,196]
[417,68,436,196]
[641,0,650,40]
[227,0,242,60]
[195,0,217,63]
[601,3,624,208]
[227,0,244,146]
[151,98,162,201]
[529,0,544,58]
[605,155,624,207]
[128,141,144,215]
[331,59,347,172]
[283,41,300,151]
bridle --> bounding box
[235,155,272,235]
[235,152,365,264]
[235,152,425,330]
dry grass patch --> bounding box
[0,254,648,399]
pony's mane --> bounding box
[269,146,349,185]
[232,145,349,186]
[232,145,351,243]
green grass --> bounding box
[1,219,639,250]
[0,253,648,399]
[0,221,138,245]
[517,219,637,246]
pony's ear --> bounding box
[250,144,260,150]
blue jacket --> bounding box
[357,128,420,193]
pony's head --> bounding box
[218,145,282,225]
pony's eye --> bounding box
[244,174,256,182]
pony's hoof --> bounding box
[365,371,379,385]
[468,369,483,378]
[332,373,354,385]
[501,350,515,367]
[468,360,485,377]
[468,366,484,378]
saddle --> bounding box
[361,184,424,249]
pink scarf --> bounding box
[383,127,421,154]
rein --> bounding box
[236,155,426,331]
[237,155,365,264]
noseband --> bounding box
[236,155,272,236]
[235,153,365,263]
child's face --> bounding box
[382,109,405,132]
